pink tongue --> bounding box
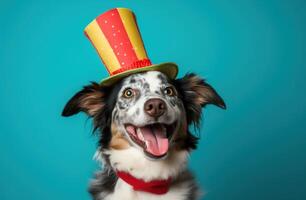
[140,125,169,156]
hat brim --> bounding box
[100,62,178,86]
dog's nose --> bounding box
[144,98,166,118]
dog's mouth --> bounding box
[124,122,176,159]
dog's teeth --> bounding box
[137,128,144,141]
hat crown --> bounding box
[84,8,151,75]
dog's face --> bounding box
[112,72,186,159]
[62,71,225,160]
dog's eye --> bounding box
[164,87,176,96]
[123,88,134,98]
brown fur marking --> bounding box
[109,123,130,149]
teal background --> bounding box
[1,0,306,199]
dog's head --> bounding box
[62,71,225,160]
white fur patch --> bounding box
[104,147,188,182]
[96,147,196,200]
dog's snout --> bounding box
[144,98,166,118]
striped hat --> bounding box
[84,8,178,86]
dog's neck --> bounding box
[99,147,188,182]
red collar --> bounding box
[116,171,172,195]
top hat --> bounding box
[84,8,178,86]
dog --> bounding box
[62,70,225,200]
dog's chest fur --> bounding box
[105,179,193,200]
[91,147,200,200]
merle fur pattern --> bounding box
[62,72,226,200]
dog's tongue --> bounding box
[140,124,169,157]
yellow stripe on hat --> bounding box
[84,20,121,73]
[117,8,148,60]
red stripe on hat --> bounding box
[96,9,138,75]
[111,58,152,75]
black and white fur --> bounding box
[62,71,226,200]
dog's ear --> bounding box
[174,73,226,125]
[62,82,106,117]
